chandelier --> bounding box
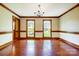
[34,5,45,17]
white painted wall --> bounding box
[60,33,79,45]
[0,33,12,46]
[60,6,79,45]
[0,5,19,46]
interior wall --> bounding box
[20,18,60,38]
[60,6,79,45]
[0,5,19,46]
[1,3,79,46]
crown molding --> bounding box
[20,16,59,18]
[59,3,79,17]
[0,3,20,18]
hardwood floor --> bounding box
[0,39,79,56]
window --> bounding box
[44,20,51,37]
[27,20,35,37]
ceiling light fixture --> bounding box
[34,5,45,17]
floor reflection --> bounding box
[0,45,12,56]
[42,40,52,56]
[26,40,35,56]
[0,39,79,56]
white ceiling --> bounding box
[3,3,77,16]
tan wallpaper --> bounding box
[20,18,59,31]
[20,18,59,37]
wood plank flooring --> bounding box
[0,39,79,56]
